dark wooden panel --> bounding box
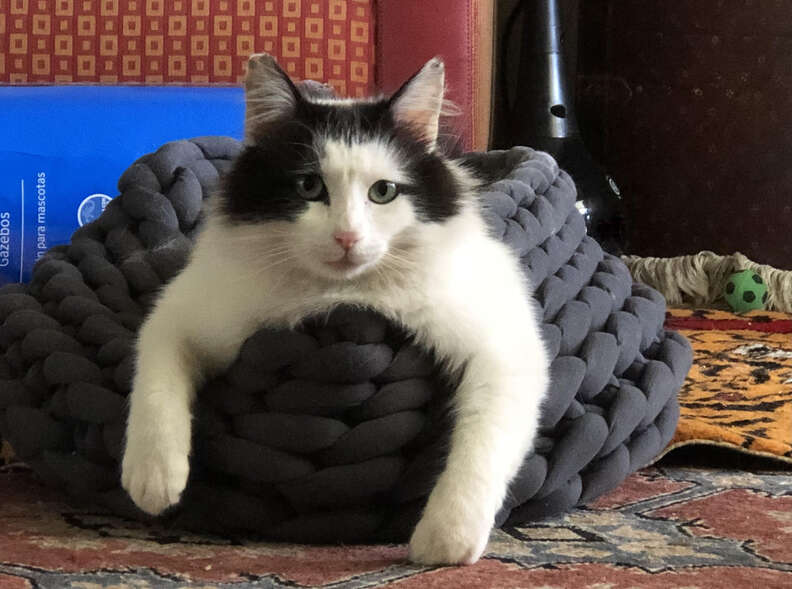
[577,0,792,268]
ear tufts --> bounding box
[243,53,300,143]
[389,57,446,150]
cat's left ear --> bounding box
[389,57,446,150]
[244,53,301,143]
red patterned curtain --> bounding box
[1,0,375,96]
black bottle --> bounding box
[500,0,626,254]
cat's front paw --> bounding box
[408,503,492,566]
[121,436,189,516]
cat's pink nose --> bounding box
[334,231,360,250]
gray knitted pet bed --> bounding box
[0,138,692,543]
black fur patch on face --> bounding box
[220,98,463,224]
[221,115,319,222]
[392,126,462,222]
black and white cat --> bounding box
[121,53,549,565]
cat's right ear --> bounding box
[244,53,301,143]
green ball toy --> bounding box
[724,269,768,313]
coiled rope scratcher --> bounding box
[623,252,792,314]
[0,139,692,543]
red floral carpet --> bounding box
[2,461,792,588]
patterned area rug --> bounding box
[1,463,791,588]
[663,308,792,462]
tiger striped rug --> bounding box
[662,308,792,462]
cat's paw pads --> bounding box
[121,443,189,516]
[408,507,491,565]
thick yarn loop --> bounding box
[0,139,691,543]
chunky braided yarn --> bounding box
[0,138,692,543]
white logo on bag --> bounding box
[78,193,112,226]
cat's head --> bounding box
[218,53,469,281]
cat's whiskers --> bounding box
[378,255,413,283]
[228,253,300,285]
[221,237,299,270]
[225,233,294,249]
[370,260,390,285]
[223,223,292,236]
[383,251,419,270]
[227,242,294,261]
[254,250,296,264]
[388,242,421,258]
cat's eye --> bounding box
[368,180,399,204]
[295,174,325,201]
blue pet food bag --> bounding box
[0,86,244,284]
